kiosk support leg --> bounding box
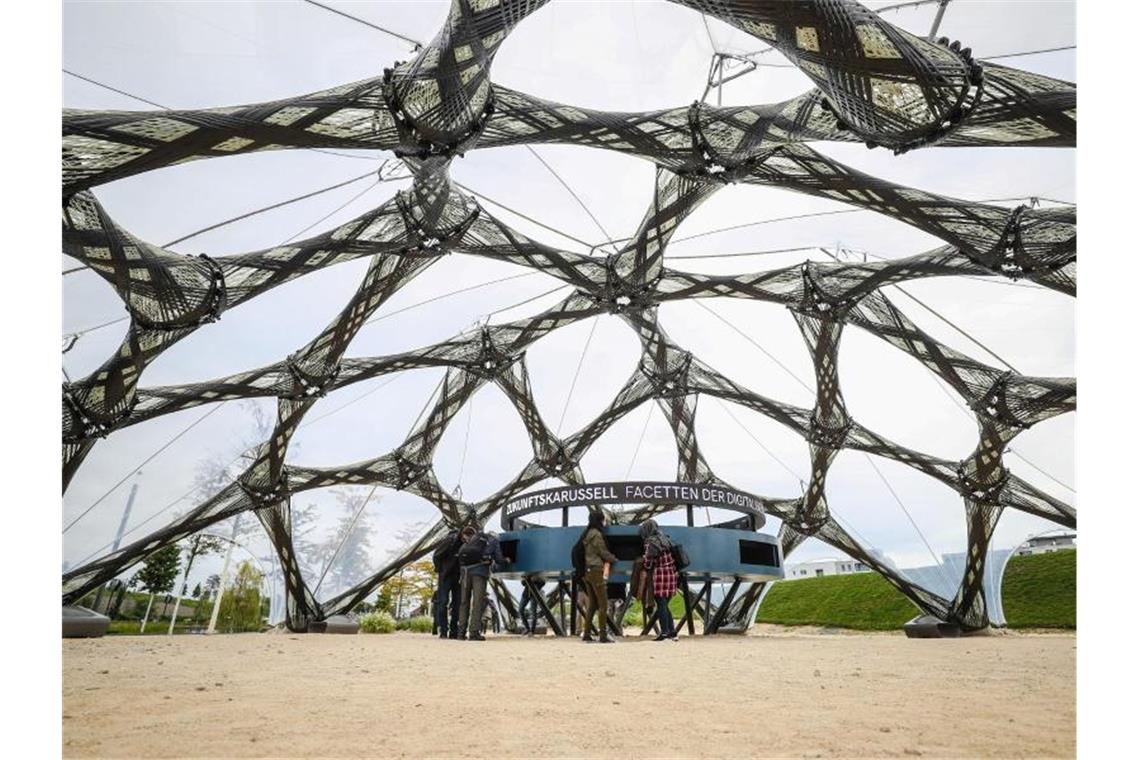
[678,580,711,634]
[569,578,579,635]
[557,583,565,632]
[524,577,565,637]
[705,578,741,635]
[490,578,519,631]
[680,575,696,636]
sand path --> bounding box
[63,628,1074,758]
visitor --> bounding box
[580,510,618,644]
[518,574,546,636]
[456,526,509,641]
[431,528,463,639]
[639,519,678,642]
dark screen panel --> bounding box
[606,534,644,561]
[739,540,779,567]
[499,539,519,562]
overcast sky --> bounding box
[62,0,1075,606]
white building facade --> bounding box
[1015,533,1076,556]
[783,557,872,581]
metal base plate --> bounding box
[63,605,110,638]
[307,615,360,634]
[903,614,962,638]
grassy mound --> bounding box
[1002,550,1076,629]
[756,572,917,630]
[755,550,1076,631]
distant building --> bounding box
[783,557,872,581]
[1015,532,1076,556]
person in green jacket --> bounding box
[580,510,618,644]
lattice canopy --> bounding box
[62,0,1075,633]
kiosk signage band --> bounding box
[502,481,764,529]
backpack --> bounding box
[432,533,459,574]
[670,542,690,571]
[570,533,587,579]
[457,533,490,566]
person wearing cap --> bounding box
[456,526,508,641]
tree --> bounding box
[308,488,377,598]
[178,534,226,595]
[192,582,202,599]
[217,561,266,633]
[132,544,180,632]
[374,583,394,614]
[203,573,221,599]
[189,400,274,545]
[376,561,437,618]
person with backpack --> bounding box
[431,528,463,639]
[456,526,508,641]
[577,510,618,644]
[639,519,679,642]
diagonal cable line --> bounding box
[455,181,595,250]
[556,316,600,435]
[698,301,957,583]
[63,402,230,535]
[525,146,618,255]
[299,376,401,429]
[714,397,804,484]
[164,170,383,248]
[1007,449,1074,492]
[362,271,542,328]
[816,247,1018,373]
[63,168,394,277]
[817,248,1073,496]
[484,283,572,321]
[623,403,656,480]
[863,452,957,592]
[313,484,380,596]
[283,180,381,243]
[694,300,813,394]
[300,0,422,49]
[669,245,822,261]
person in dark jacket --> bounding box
[639,519,678,642]
[431,529,463,639]
[580,510,618,644]
[518,573,546,636]
[457,527,509,641]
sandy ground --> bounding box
[63,627,1074,759]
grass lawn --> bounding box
[107,620,210,635]
[1002,550,1076,628]
[757,571,917,630]
[755,551,1076,631]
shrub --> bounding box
[359,611,396,633]
[399,615,433,633]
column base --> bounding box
[63,605,110,638]
[307,615,359,634]
[903,614,962,638]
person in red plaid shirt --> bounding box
[639,519,679,642]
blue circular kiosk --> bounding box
[495,481,784,637]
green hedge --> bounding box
[396,615,434,633]
[359,611,397,633]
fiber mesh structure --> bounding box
[62,0,1075,633]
